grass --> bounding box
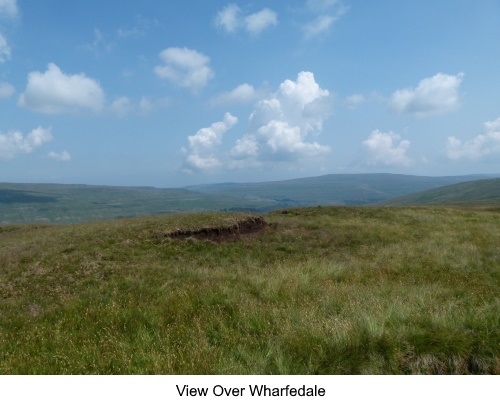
[0,206,498,374]
[378,178,500,207]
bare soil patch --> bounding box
[163,216,268,242]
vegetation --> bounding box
[377,178,500,207]
[0,183,276,224]
[0,206,498,374]
[1,173,490,224]
[187,173,490,206]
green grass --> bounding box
[378,178,500,207]
[0,207,498,374]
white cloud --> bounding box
[215,4,277,35]
[230,71,331,168]
[307,0,341,12]
[109,96,169,117]
[345,93,365,109]
[110,96,133,117]
[154,47,214,93]
[84,28,114,55]
[244,8,278,35]
[0,0,18,19]
[215,3,241,33]
[182,113,238,172]
[0,81,14,98]
[389,72,464,116]
[362,130,412,167]
[0,126,53,159]
[258,120,330,156]
[138,96,170,115]
[209,83,265,106]
[303,0,347,39]
[303,15,335,39]
[48,150,71,162]
[446,117,500,160]
[18,63,105,114]
[117,27,142,39]
[117,15,157,39]
[0,33,11,63]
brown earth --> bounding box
[161,216,268,242]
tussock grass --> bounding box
[0,207,498,374]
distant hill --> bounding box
[376,178,500,206]
[0,174,493,223]
[187,173,490,206]
[0,183,276,224]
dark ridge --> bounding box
[161,216,267,242]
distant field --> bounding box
[376,178,500,207]
[0,206,498,374]
[0,173,490,224]
[0,183,277,224]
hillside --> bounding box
[377,178,500,206]
[0,173,491,224]
[187,173,489,206]
[0,206,498,374]
[0,183,277,224]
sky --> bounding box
[1,0,499,187]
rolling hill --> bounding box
[0,173,492,223]
[0,183,277,224]
[376,178,500,206]
[187,173,490,206]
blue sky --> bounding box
[1,0,499,187]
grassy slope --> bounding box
[187,173,489,206]
[377,178,500,207]
[0,206,498,374]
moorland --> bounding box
[0,205,498,374]
[1,173,493,224]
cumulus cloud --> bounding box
[215,4,277,35]
[0,0,18,19]
[48,150,71,162]
[209,83,266,106]
[446,117,500,160]
[18,63,105,114]
[389,72,464,116]
[0,33,11,63]
[362,130,412,167]
[182,113,238,172]
[230,71,331,168]
[0,81,14,98]
[0,126,53,159]
[154,47,214,93]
